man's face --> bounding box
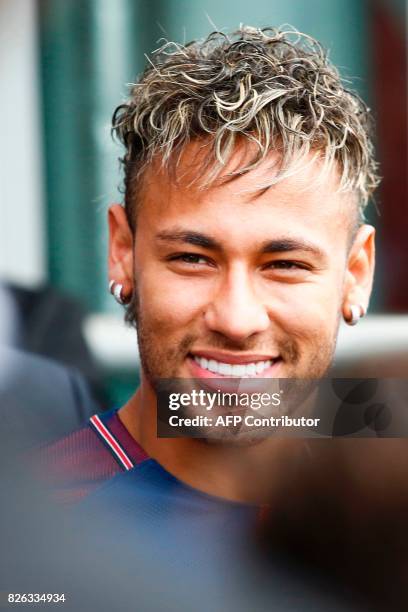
[110,146,374,387]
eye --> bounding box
[179,254,207,264]
[263,260,307,271]
[168,253,214,266]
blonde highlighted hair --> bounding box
[112,25,380,227]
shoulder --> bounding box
[37,409,149,504]
[0,347,99,450]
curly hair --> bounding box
[112,25,380,234]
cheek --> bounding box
[136,264,214,331]
[265,278,342,337]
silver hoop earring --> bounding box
[345,304,362,326]
[109,280,125,305]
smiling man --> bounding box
[43,26,379,506]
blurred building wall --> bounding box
[371,0,407,312]
[0,0,46,286]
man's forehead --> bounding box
[139,143,353,229]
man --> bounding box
[44,25,378,505]
[27,25,385,611]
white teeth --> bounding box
[194,356,273,377]
[231,364,246,377]
[246,363,256,376]
[218,363,232,376]
[207,359,218,373]
[256,361,265,374]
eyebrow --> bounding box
[156,229,326,260]
[156,230,221,250]
[260,238,326,260]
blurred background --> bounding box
[0,0,407,408]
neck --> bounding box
[118,377,306,504]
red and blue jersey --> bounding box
[38,408,258,524]
[38,408,149,504]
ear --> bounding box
[343,224,375,319]
[108,204,134,299]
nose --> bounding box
[203,265,270,342]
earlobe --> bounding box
[342,225,375,323]
[109,280,129,305]
[108,204,134,301]
[343,303,365,326]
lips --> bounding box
[193,355,272,376]
[188,352,281,378]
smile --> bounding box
[192,355,277,377]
